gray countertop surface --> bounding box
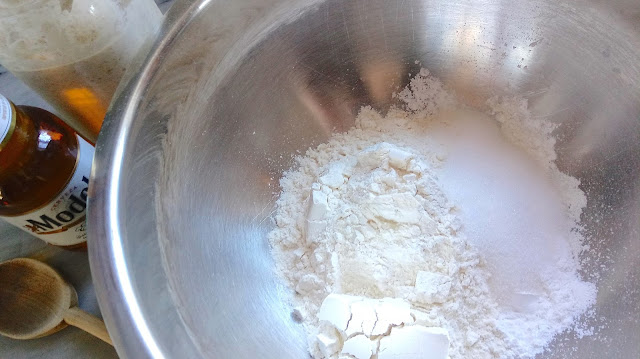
[0,1,174,357]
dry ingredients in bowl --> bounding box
[268,69,596,359]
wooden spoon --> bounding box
[0,257,112,345]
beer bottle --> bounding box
[0,94,93,249]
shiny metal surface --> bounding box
[88,0,640,358]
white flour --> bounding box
[268,69,596,358]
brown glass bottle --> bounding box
[0,94,93,249]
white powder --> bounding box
[315,294,451,359]
[268,69,596,358]
[486,96,587,225]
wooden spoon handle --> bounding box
[63,306,113,345]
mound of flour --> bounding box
[268,69,596,358]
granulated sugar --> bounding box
[268,69,596,358]
[429,108,595,356]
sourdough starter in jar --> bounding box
[0,0,162,143]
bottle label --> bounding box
[0,94,16,149]
[2,136,94,246]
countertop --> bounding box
[0,1,174,358]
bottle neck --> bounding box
[0,94,17,150]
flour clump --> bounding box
[269,69,596,359]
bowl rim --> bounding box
[87,1,208,358]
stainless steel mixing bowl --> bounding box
[88,0,640,358]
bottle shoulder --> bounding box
[0,105,80,216]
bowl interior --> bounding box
[93,0,640,358]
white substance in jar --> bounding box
[269,69,596,358]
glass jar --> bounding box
[0,0,163,143]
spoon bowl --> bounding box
[0,258,112,345]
